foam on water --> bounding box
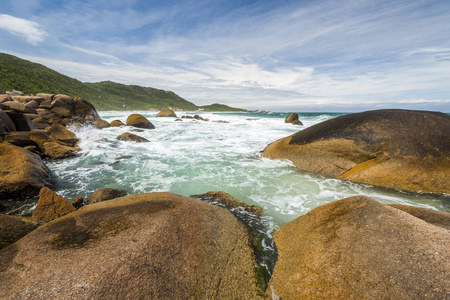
[46,111,449,234]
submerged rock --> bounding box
[192,191,263,216]
[86,188,127,204]
[156,109,177,117]
[0,144,53,199]
[267,195,450,299]
[126,114,155,129]
[94,118,111,129]
[0,193,262,299]
[32,187,76,222]
[262,109,450,194]
[116,132,149,143]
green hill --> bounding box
[0,53,246,112]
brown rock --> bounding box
[267,195,450,300]
[116,132,149,143]
[74,97,99,118]
[192,191,263,216]
[0,94,13,103]
[110,120,125,127]
[2,132,35,147]
[52,94,74,111]
[24,113,39,120]
[126,114,155,129]
[0,144,53,199]
[12,96,34,103]
[51,106,71,118]
[0,193,261,299]
[156,109,177,117]
[285,112,299,123]
[39,100,53,109]
[94,118,111,129]
[86,188,127,204]
[72,196,85,209]
[2,101,33,113]
[36,108,51,117]
[35,93,55,101]
[32,187,76,222]
[0,109,16,131]
[292,119,303,125]
[389,204,450,230]
[28,130,77,159]
[0,214,39,250]
[46,124,78,147]
[25,100,40,110]
[31,117,50,129]
[5,111,37,131]
[31,97,45,105]
[262,109,450,194]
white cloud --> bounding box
[0,14,47,45]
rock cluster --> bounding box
[285,112,303,125]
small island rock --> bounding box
[156,109,177,117]
[126,114,155,129]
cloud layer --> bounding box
[0,0,449,111]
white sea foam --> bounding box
[47,111,449,232]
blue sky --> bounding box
[1,0,450,112]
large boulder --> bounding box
[32,187,76,222]
[0,144,53,199]
[156,109,177,117]
[2,101,36,114]
[0,94,13,103]
[94,118,111,129]
[86,188,127,204]
[110,119,125,127]
[262,109,450,194]
[35,93,55,102]
[0,214,39,250]
[126,114,155,129]
[28,130,77,159]
[74,97,100,118]
[0,193,261,299]
[116,132,149,143]
[267,195,450,299]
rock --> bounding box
[131,128,144,132]
[52,94,74,111]
[31,97,45,104]
[94,118,111,129]
[74,97,100,118]
[110,120,125,127]
[46,124,78,147]
[262,109,450,194]
[0,125,5,134]
[51,106,71,118]
[192,191,263,216]
[116,132,150,143]
[28,130,77,159]
[175,118,183,121]
[0,144,53,199]
[0,94,13,103]
[72,196,85,209]
[267,195,450,299]
[86,188,128,205]
[194,115,207,121]
[0,214,39,250]
[2,132,35,147]
[156,109,177,117]
[31,117,50,129]
[0,109,16,131]
[24,113,39,120]
[126,114,155,129]
[182,115,193,119]
[285,112,299,123]
[0,193,261,299]
[36,108,52,117]
[61,118,70,126]
[39,100,53,109]
[12,96,34,103]
[5,111,37,131]
[32,187,76,222]
[25,100,40,110]
[6,90,24,96]
[388,204,450,230]
[35,93,55,101]
[292,119,303,125]
[2,101,35,113]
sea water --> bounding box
[46,111,449,228]
[41,111,450,276]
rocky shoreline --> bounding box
[1,93,449,299]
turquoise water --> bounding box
[44,111,449,232]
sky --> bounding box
[1,0,450,112]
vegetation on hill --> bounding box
[0,53,246,111]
